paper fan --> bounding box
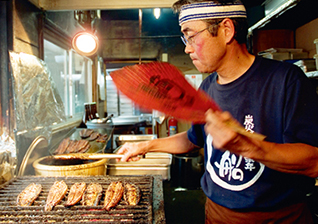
[110,62,265,140]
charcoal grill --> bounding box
[0,175,165,223]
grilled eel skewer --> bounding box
[103,181,124,211]
[17,183,42,206]
[45,180,68,211]
[123,182,141,205]
[82,183,103,206]
[65,182,86,207]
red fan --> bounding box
[110,62,265,140]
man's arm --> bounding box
[117,131,199,162]
[205,109,318,178]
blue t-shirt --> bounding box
[187,56,318,210]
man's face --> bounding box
[181,20,226,74]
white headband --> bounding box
[179,2,247,26]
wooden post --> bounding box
[92,56,98,111]
[103,63,107,116]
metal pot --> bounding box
[33,156,107,176]
[171,150,204,189]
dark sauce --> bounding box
[40,158,96,166]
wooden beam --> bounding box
[31,0,176,11]
[92,57,98,105]
[28,0,40,8]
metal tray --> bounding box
[110,134,171,180]
[107,154,172,180]
[115,134,157,147]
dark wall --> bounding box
[0,0,13,136]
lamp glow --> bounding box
[76,34,97,53]
[154,8,161,19]
[72,31,99,57]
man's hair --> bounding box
[172,0,248,44]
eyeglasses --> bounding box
[181,27,209,46]
[181,20,224,46]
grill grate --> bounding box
[0,175,153,223]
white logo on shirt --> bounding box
[206,114,265,191]
[244,114,255,133]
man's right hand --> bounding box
[116,141,150,162]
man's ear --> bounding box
[220,18,235,44]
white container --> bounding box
[314,54,318,71]
[314,39,318,54]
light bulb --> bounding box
[154,8,160,19]
[76,34,97,53]
[72,31,99,56]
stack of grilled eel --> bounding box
[53,138,90,155]
[79,129,108,142]
[16,181,141,211]
[53,129,108,155]
[79,129,94,138]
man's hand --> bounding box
[204,109,262,159]
[116,141,149,162]
[205,109,240,149]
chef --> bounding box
[117,0,318,223]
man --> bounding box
[117,0,318,223]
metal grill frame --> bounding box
[0,175,158,223]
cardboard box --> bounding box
[314,54,318,71]
[314,39,318,55]
[290,52,308,59]
[262,52,290,61]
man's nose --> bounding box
[184,43,193,54]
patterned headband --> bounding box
[179,1,247,26]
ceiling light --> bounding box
[72,31,99,57]
[153,8,161,19]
